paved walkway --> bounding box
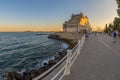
[62,34,120,80]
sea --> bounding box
[0,32,68,79]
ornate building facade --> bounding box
[63,13,92,33]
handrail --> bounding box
[33,35,85,80]
[71,43,79,52]
[51,35,85,80]
[51,65,65,80]
[33,55,67,80]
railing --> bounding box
[33,35,85,80]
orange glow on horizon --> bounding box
[0,25,62,32]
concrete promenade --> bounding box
[62,34,120,80]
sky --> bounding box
[0,0,118,32]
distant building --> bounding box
[63,12,92,33]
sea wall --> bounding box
[48,32,83,49]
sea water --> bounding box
[0,32,68,79]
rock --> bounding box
[30,69,37,78]
[56,55,62,61]
[22,70,28,79]
[7,72,14,80]
[24,73,32,80]
[48,34,60,39]
[42,62,49,70]
[38,67,45,74]
[48,60,55,67]
[13,71,23,80]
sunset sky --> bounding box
[0,0,118,32]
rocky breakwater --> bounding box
[6,49,67,80]
[48,32,82,49]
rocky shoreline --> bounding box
[48,33,77,49]
[6,49,67,80]
[6,32,81,80]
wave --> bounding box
[0,32,68,79]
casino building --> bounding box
[63,12,92,33]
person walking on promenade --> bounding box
[115,30,119,43]
[118,31,120,43]
[111,31,114,41]
[94,32,97,37]
[85,32,89,40]
[113,31,117,43]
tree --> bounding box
[105,0,120,31]
[114,17,120,30]
[111,0,120,31]
[116,0,120,17]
